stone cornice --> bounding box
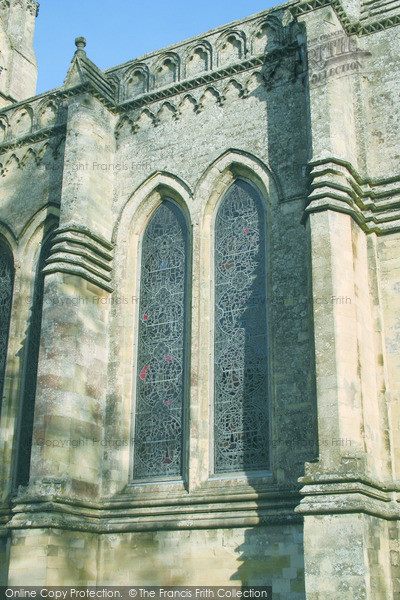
[303,157,400,234]
[0,124,66,154]
[117,53,274,113]
[291,0,355,31]
[0,45,298,122]
[4,476,400,533]
[47,52,281,114]
[43,227,114,292]
[290,0,400,35]
[5,489,302,533]
[358,13,400,32]
[296,480,400,519]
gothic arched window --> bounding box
[15,239,49,487]
[133,200,189,480]
[0,243,14,415]
[214,180,270,473]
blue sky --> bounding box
[35,0,279,94]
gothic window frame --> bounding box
[130,197,191,484]
[13,232,53,488]
[0,240,15,418]
[210,177,272,477]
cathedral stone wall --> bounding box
[6,525,305,597]
[98,526,305,595]
[378,231,400,478]
[1,0,400,597]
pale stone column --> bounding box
[307,210,365,468]
[7,87,116,584]
[295,3,390,484]
[293,6,394,598]
[22,91,116,500]
[0,0,39,105]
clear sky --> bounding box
[34,0,279,94]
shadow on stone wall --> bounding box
[0,535,10,585]
[1,115,65,493]
[14,231,55,488]
[232,525,306,598]
[229,18,316,599]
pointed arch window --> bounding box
[0,243,14,415]
[133,199,189,480]
[214,179,270,473]
[15,240,49,486]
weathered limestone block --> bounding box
[7,528,98,585]
[0,0,38,105]
[303,514,393,600]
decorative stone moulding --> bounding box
[8,486,303,533]
[184,41,213,78]
[122,64,150,100]
[118,55,269,112]
[43,227,114,292]
[110,22,295,106]
[10,105,33,139]
[251,16,284,55]
[290,0,400,35]
[296,479,400,520]
[0,96,67,152]
[0,0,39,16]
[0,125,65,155]
[37,96,63,129]
[304,157,400,234]
[216,30,248,68]
[26,0,39,16]
[152,53,180,89]
[0,44,298,124]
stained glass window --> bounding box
[133,200,189,479]
[0,243,14,415]
[214,180,269,473]
[15,240,48,487]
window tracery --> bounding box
[15,240,49,486]
[133,200,189,479]
[0,243,14,413]
[214,180,269,473]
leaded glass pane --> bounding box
[133,200,188,479]
[0,244,14,413]
[214,180,269,473]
